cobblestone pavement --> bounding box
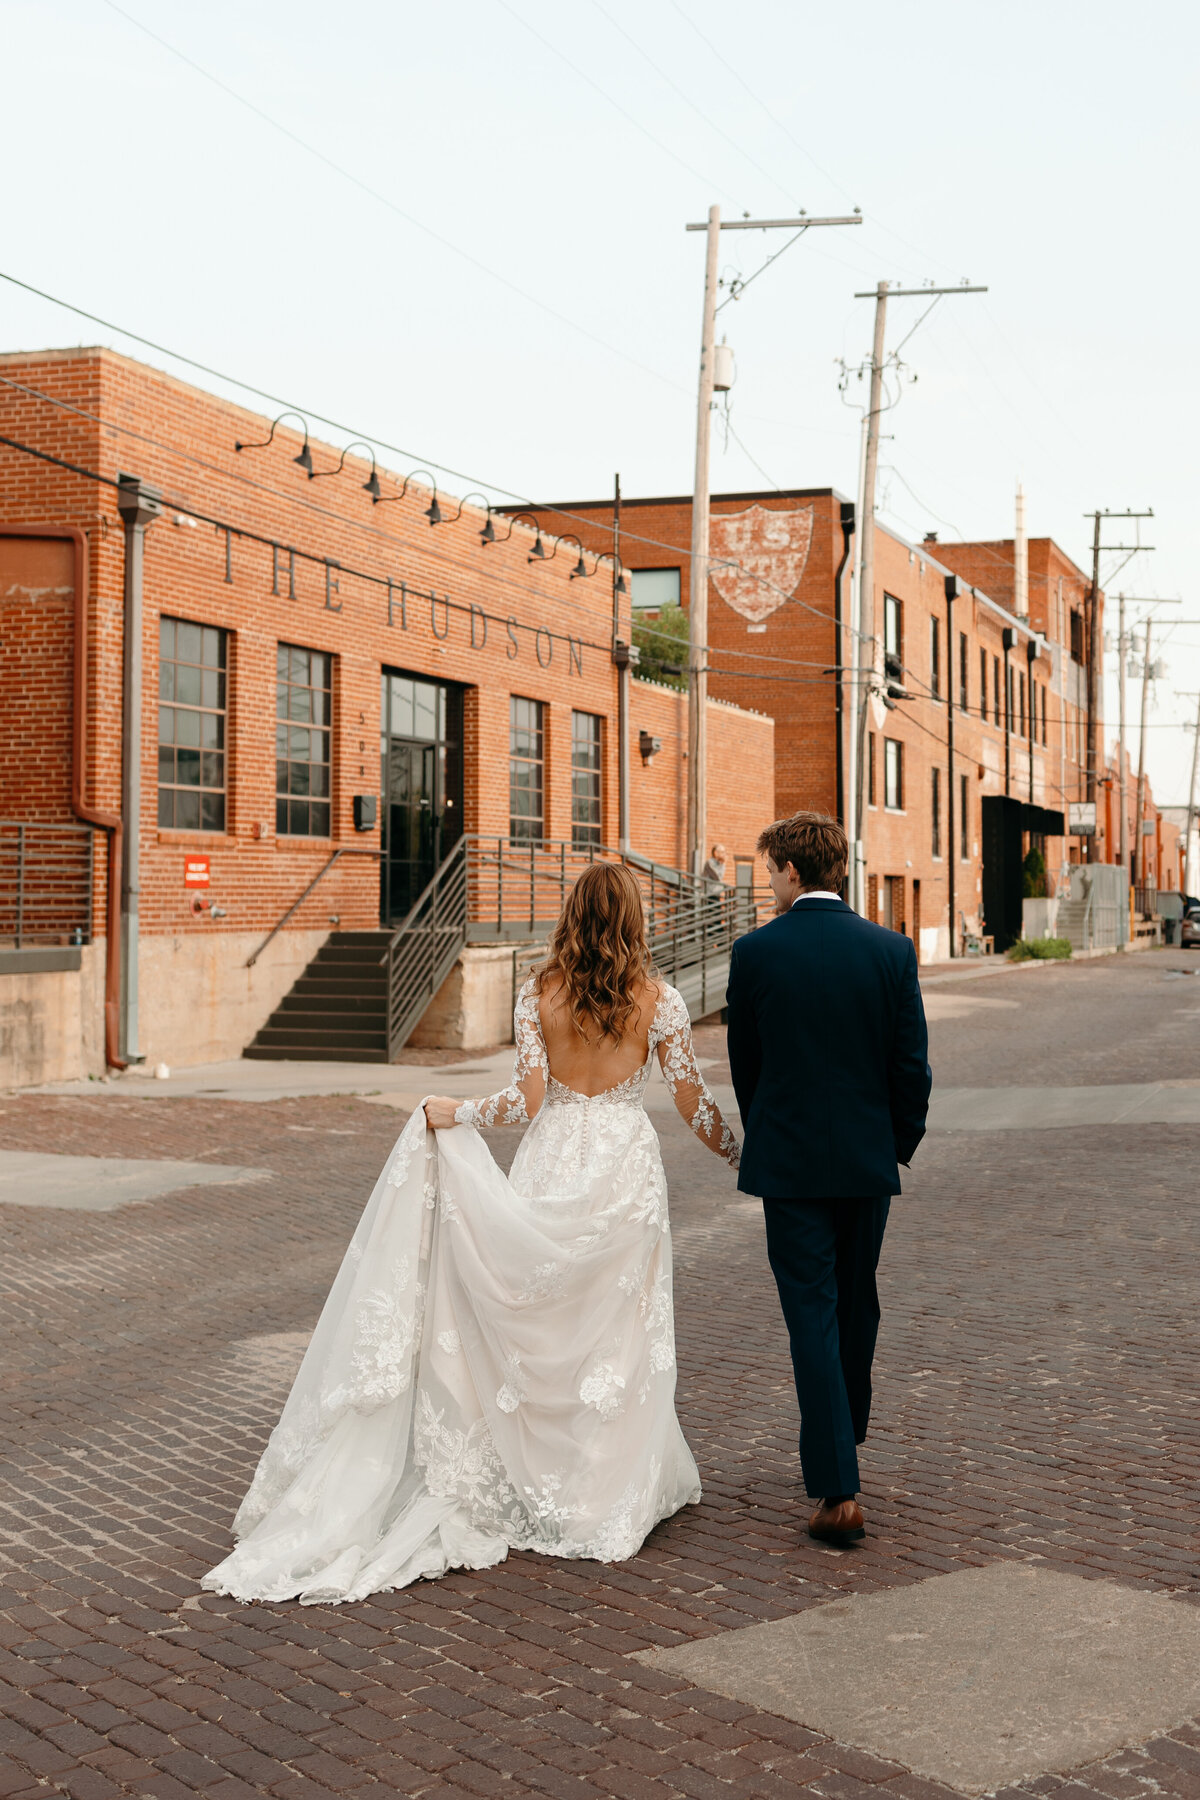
[1,949,1198,1800]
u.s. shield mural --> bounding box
[708,504,814,626]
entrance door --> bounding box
[380,672,464,925]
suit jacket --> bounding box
[726,898,931,1200]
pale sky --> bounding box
[4,0,1198,803]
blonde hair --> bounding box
[538,862,653,1043]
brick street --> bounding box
[2,949,1199,1800]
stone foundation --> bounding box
[408,943,546,1050]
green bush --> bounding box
[1022,846,1048,898]
[1008,935,1072,962]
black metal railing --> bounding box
[387,835,471,1056]
[385,832,767,1053]
[0,821,95,949]
[1133,884,1157,918]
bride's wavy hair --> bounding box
[539,862,654,1043]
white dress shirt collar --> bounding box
[791,891,842,906]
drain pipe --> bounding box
[116,474,161,1064]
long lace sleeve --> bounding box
[454,978,548,1128]
[651,985,740,1167]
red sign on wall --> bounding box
[183,855,210,888]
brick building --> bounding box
[522,488,1115,961]
[0,348,773,1084]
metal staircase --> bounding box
[246,834,763,1062]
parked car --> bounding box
[1181,907,1200,948]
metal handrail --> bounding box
[0,820,95,948]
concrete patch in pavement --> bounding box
[639,1563,1200,1795]
[930,1080,1200,1130]
[0,1150,270,1210]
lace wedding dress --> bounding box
[202,980,739,1604]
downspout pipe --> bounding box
[116,474,161,1065]
[833,500,855,832]
[0,524,125,1070]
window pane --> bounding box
[276,642,334,836]
[276,796,289,835]
[630,568,681,611]
[158,618,228,832]
[176,621,203,664]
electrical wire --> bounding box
[96,0,690,398]
[585,0,794,205]
[493,0,739,203]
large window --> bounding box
[571,710,602,849]
[930,616,941,698]
[979,646,988,722]
[509,697,544,842]
[631,568,681,612]
[867,732,877,807]
[931,767,942,858]
[884,737,904,811]
[276,645,332,837]
[960,773,970,859]
[993,655,1002,727]
[884,593,903,662]
[157,618,227,831]
[959,632,969,712]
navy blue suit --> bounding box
[726,897,931,1499]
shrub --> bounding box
[633,603,689,690]
[1022,846,1048,898]
[1008,935,1072,962]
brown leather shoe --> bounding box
[808,1498,866,1546]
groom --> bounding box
[726,811,931,1546]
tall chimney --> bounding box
[1014,481,1029,620]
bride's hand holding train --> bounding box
[422,1095,459,1129]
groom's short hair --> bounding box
[757,812,847,892]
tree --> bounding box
[632,603,689,691]
[1022,845,1047,899]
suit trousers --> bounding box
[761,1196,891,1500]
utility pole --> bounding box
[1083,509,1154,861]
[685,207,862,874]
[1113,595,1178,881]
[1134,617,1153,892]
[849,281,987,913]
[1184,699,1200,898]
[1117,593,1128,875]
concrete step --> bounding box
[244,1044,390,1063]
[250,1024,388,1052]
[277,991,387,1015]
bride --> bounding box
[202,862,740,1604]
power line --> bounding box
[493,0,739,202]
[95,0,689,398]
[585,0,794,204]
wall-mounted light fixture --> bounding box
[307,440,381,498]
[639,730,662,765]
[234,411,312,475]
[373,468,442,523]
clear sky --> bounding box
[5,0,1197,803]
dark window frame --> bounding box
[884,593,903,661]
[931,765,942,858]
[867,731,876,807]
[960,772,970,860]
[930,615,941,698]
[276,643,332,838]
[570,709,602,850]
[959,631,969,713]
[884,736,904,811]
[979,646,988,722]
[509,696,545,844]
[157,616,228,833]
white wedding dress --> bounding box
[202,979,739,1604]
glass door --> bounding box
[380,673,463,925]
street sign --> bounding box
[1068,802,1096,836]
[184,855,210,887]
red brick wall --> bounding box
[629,680,773,877]
[0,350,777,950]
[0,534,75,822]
